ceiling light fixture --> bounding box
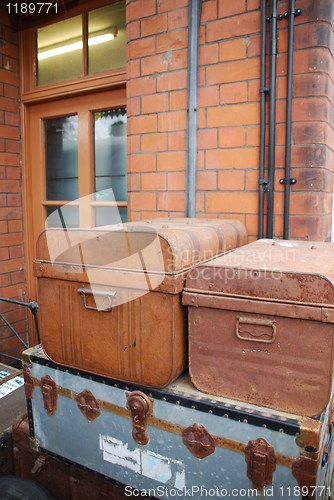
[38,31,115,60]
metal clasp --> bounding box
[126,391,152,445]
[41,375,58,416]
[245,438,276,490]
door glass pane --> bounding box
[88,1,126,75]
[46,206,79,229]
[37,16,83,86]
[45,116,79,201]
[94,108,127,226]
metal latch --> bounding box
[76,389,101,421]
[41,375,58,416]
[245,438,276,490]
[182,423,215,459]
[126,391,152,445]
[23,367,34,399]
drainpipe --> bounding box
[280,1,301,239]
[185,0,202,218]
[266,0,278,239]
[258,0,268,239]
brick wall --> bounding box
[0,9,28,364]
[126,0,334,242]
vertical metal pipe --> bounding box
[266,0,278,239]
[185,0,202,218]
[258,0,267,239]
[283,0,296,239]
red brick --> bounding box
[247,34,261,57]
[0,194,6,206]
[169,49,188,71]
[207,58,260,85]
[7,193,20,206]
[5,139,19,153]
[129,37,156,60]
[246,126,260,147]
[157,30,188,53]
[292,122,333,148]
[219,127,245,148]
[158,0,188,13]
[142,172,166,191]
[198,86,219,107]
[207,11,261,42]
[220,81,247,104]
[248,80,261,102]
[128,135,141,154]
[245,169,259,190]
[198,129,218,150]
[0,39,18,59]
[141,53,168,76]
[247,0,260,10]
[197,171,217,190]
[0,152,19,167]
[0,221,7,233]
[198,108,206,129]
[127,21,140,42]
[219,39,246,62]
[0,69,18,87]
[0,125,19,140]
[129,115,157,135]
[141,14,167,37]
[0,247,9,260]
[202,0,218,22]
[0,180,19,192]
[140,211,168,220]
[245,214,259,237]
[127,59,140,79]
[206,192,258,214]
[292,98,330,123]
[199,43,219,66]
[218,0,246,18]
[0,232,22,247]
[293,48,331,77]
[141,133,167,152]
[168,131,186,151]
[168,8,188,30]
[6,167,20,179]
[1,283,25,299]
[130,192,157,211]
[158,111,187,132]
[128,0,156,21]
[170,90,187,110]
[0,139,4,152]
[157,152,186,171]
[10,270,24,285]
[207,103,260,127]
[206,148,259,169]
[142,93,169,114]
[0,274,10,287]
[128,173,141,191]
[157,70,187,92]
[158,192,185,211]
[218,170,245,190]
[127,97,140,117]
[168,172,186,190]
[129,154,156,173]
[4,85,18,100]
[290,193,331,216]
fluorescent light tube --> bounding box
[38,33,114,60]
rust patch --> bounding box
[292,453,320,500]
[296,418,322,450]
[182,423,215,459]
[41,375,58,416]
[76,390,101,421]
[23,368,34,399]
[127,391,152,445]
[245,438,276,490]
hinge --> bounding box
[126,391,153,445]
[245,438,276,490]
[23,367,34,399]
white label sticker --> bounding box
[0,376,24,399]
[99,435,185,488]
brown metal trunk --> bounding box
[183,239,334,417]
[34,218,247,387]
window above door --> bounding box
[20,0,126,102]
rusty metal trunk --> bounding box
[183,239,334,417]
[34,218,247,388]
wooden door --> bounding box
[23,87,126,342]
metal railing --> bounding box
[0,298,40,363]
